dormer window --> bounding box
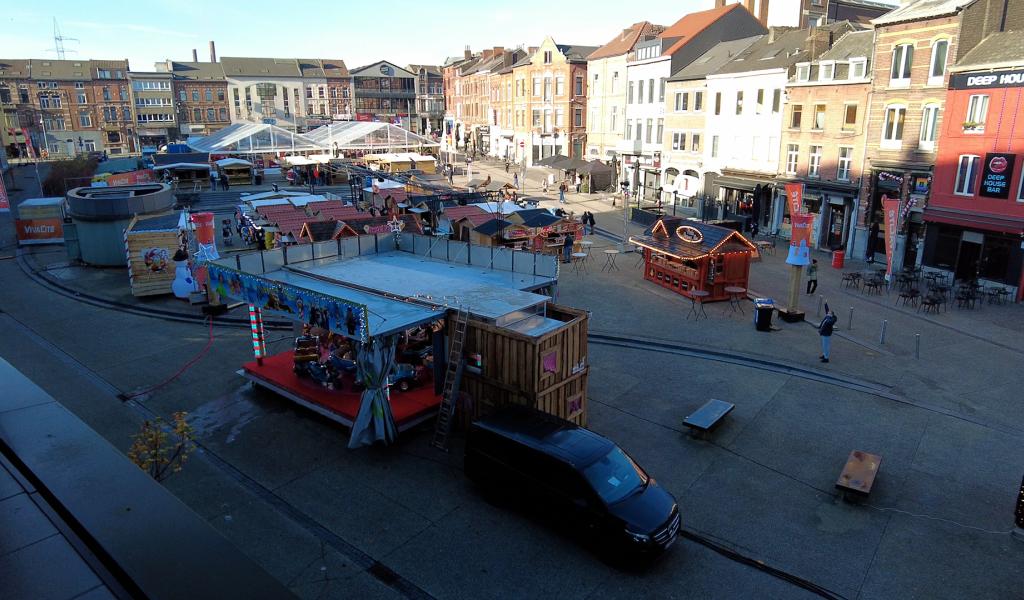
[818,61,835,81]
[796,64,810,82]
[849,58,867,79]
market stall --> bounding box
[629,217,757,302]
[216,158,254,186]
[124,212,188,297]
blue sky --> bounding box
[7,0,712,70]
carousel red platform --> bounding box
[242,351,442,431]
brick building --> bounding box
[159,61,229,137]
[778,29,873,250]
[84,60,135,156]
[408,65,443,135]
[926,32,1024,299]
[857,0,1013,269]
[511,38,596,165]
[442,47,522,158]
[128,71,176,150]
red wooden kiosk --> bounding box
[629,217,757,302]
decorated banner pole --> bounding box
[248,304,266,365]
[784,183,811,317]
[882,195,900,282]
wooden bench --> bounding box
[683,399,734,439]
[836,450,881,502]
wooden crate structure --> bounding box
[453,302,589,427]
[124,212,183,297]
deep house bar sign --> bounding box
[979,153,1016,199]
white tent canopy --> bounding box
[215,158,253,167]
[304,122,439,151]
[188,123,322,154]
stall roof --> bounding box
[18,197,64,208]
[514,209,562,228]
[629,218,757,260]
[473,201,523,215]
[287,252,552,321]
[262,268,445,338]
[153,163,211,171]
[241,190,309,202]
[473,219,513,236]
[304,122,439,150]
[188,123,322,154]
[130,212,185,232]
[216,158,253,167]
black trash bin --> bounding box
[753,298,774,332]
[254,172,263,185]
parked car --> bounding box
[465,407,680,557]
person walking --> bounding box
[221,173,230,191]
[587,211,596,235]
[575,173,582,193]
[866,221,879,263]
[562,232,574,264]
[209,169,218,191]
[505,160,510,173]
[818,304,836,363]
[806,259,818,294]
[750,221,759,239]
[559,181,566,204]
[512,172,519,189]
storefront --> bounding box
[921,210,1024,296]
[710,173,775,232]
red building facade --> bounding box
[926,65,1024,298]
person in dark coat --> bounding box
[562,233,574,263]
[818,304,837,363]
[867,221,880,263]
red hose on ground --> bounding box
[121,317,215,401]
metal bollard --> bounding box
[848,307,854,331]
[880,319,888,345]
[915,333,920,359]
[817,295,823,317]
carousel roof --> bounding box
[304,122,439,150]
[188,123,322,154]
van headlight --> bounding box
[625,529,650,543]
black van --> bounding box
[465,408,680,555]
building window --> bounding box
[755,89,764,114]
[219,107,227,121]
[647,78,654,103]
[193,108,201,121]
[790,104,802,128]
[102,87,111,101]
[544,77,552,100]
[612,71,619,92]
[628,81,634,104]
[543,50,552,64]
[819,62,835,81]
[675,92,687,111]
[77,92,87,104]
[890,43,913,86]
[735,91,743,115]
[206,108,215,121]
[813,104,826,130]
[964,94,989,132]
[576,76,584,97]
[555,77,564,96]
[796,64,810,82]
[881,105,906,148]
[691,133,700,152]
[694,91,703,111]
[658,78,665,102]
[610,106,617,131]
[645,119,653,143]
[626,119,633,139]
[532,109,541,127]
[672,132,684,151]
[786,144,799,174]
[637,80,644,104]
[714,92,721,115]
[850,58,866,79]
[656,118,663,141]
[545,109,552,131]
[919,103,939,150]
[837,147,853,181]
[808,145,822,178]
[39,96,50,108]
[929,39,949,85]
[711,135,719,158]
[843,103,857,130]
[1018,171,1024,202]
[178,89,186,102]
[532,78,540,97]
[954,155,981,196]
[79,112,91,127]
[192,89,200,102]
[771,89,780,113]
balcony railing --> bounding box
[353,89,416,99]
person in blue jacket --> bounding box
[819,304,837,363]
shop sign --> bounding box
[675,225,704,243]
[950,69,1024,90]
[504,226,531,239]
[912,175,930,195]
[107,169,157,186]
[15,218,64,244]
[979,153,1016,199]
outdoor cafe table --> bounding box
[602,249,620,272]
[687,290,710,321]
[724,286,747,314]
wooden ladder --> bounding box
[430,307,469,451]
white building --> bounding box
[585,22,664,164]
[618,4,766,203]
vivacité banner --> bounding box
[784,182,804,218]
[786,213,814,266]
[883,197,900,279]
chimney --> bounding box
[528,46,538,55]
[493,46,505,56]
[209,40,217,63]
[464,45,472,60]
[192,49,198,62]
[759,0,770,26]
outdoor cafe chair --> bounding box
[896,288,920,308]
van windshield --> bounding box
[582,447,648,504]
